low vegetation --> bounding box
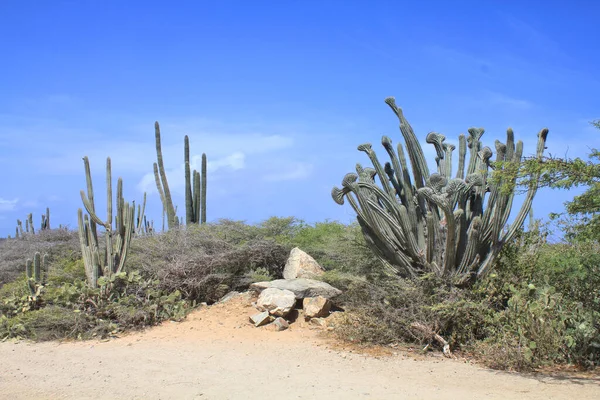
[0,104,598,375]
[0,217,598,372]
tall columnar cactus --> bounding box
[155,122,207,229]
[77,156,143,287]
[184,135,207,225]
[27,213,34,234]
[332,97,549,284]
[41,207,50,230]
[201,153,207,224]
[154,122,178,230]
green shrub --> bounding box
[0,306,96,341]
[292,221,381,275]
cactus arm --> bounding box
[136,192,147,234]
[443,143,455,179]
[385,97,430,188]
[78,209,99,287]
[184,135,194,225]
[500,129,549,244]
[154,122,177,229]
[201,153,207,224]
[456,134,467,179]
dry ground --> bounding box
[1,294,598,400]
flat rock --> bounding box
[218,291,240,304]
[251,278,342,300]
[303,296,331,318]
[249,311,273,327]
[283,247,325,279]
[266,317,290,331]
[256,288,297,317]
[309,318,328,328]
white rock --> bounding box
[267,317,290,331]
[249,311,273,327]
[303,296,331,318]
[256,288,297,317]
[283,247,325,279]
[251,279,342,300]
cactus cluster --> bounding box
[77,157,145,287]
[332,97,549,284]
[153,122,207,230]
[15,208,51,238]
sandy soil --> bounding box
[1,294,598,400]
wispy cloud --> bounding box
[0,198,18,212]
[501,13,569,61]
[263,162,314,182]
[487,92,534,110]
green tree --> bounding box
[494,120,600,241]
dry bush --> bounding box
[128,223,288,303]
[0,229,80,286]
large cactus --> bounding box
[154,121,178,230]
[155,122,207,229]
[77,157,144,287]
[332,97,549,284]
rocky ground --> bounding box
[1,293,598,400]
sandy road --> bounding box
[1,295,598,400]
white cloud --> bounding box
[137,152,248,193]
[263,162,314,182]
[0,197,18,212]
[487,92,534,110]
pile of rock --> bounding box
[248,247,342,331]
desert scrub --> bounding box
[0,229,80,286]
[127,223,289,303]
[474,282,600,371]
[331,273,493,349]
[0,267,189,341]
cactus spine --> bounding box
[77,156,143,287]
[332,97,549,284]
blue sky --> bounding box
[0,1,598,238]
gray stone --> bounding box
[283,247,325,279]
[250,278,342,300]
[249,311,273,327]
[256,288,297,317]
[218,291,241,304]
[267,317,290,331]
[303,296,332,318]
[309,318,328,328]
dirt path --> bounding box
[1,295,598,400]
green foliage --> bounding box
[245,267,274,283]
[292,221,381,275]
[0,255,189,341]
[494,121,600,242]
[475,282,599,370]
